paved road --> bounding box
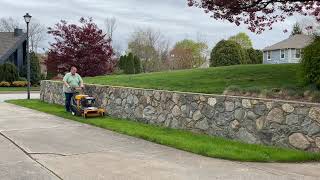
[0,100,320,179]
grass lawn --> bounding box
[0,86,40,92]
[84,64,303,94]
[7,99,320,163]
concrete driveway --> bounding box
[0,101,320,180]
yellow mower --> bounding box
[70,87,105,118]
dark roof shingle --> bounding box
[0,32,27,61]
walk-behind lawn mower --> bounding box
[70,87,106,118]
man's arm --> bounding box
[63,74,70,88]
[78,75,84,88]
[64,81,70,88]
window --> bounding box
[295,49,301,59]
[280,49,285,59]
[267,51,271,60]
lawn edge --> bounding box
[5,99,320,163]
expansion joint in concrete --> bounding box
[0,131,64,180]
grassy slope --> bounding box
[84,64,303,94]
[0,87,40,92]
[7,99,320,163]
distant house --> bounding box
[0,28,27,70]
[263,34,314,64]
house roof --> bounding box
[0,32,27,62]
[263,34,314,51]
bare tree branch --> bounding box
[104,17,117,40]
[0,17,20,31]
[29,21,46,52]
[128,27,170,72]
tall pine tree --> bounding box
[133,55,141,74]
[291,23,303,36]
[119,53,141,74]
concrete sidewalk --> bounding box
[0,93,39,102]
[0,102,320,180]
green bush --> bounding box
[18,77,27,81]
[20,52,41,85]
[119,53,141,74]
[40,73,47,80]
[247,48,263,64]
[301,36,320,88]
[0,63,19,83]
[210,40,248,67]
[46,72,56,80]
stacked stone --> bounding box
[41,80,320,152]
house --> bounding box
[263,34,314,64]
[0,28,27,70]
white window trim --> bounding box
[267,51,271,61]
[280,49,285,59]
[288,48,292,63]
[295,49,301,59]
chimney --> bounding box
[14,28,23,37]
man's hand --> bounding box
[64,81,71,88]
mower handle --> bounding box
[75,87,84,90]
[71,86,84,93]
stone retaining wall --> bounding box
[41,80,320,152]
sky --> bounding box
[0,0,304,52]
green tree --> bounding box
[20,52,41,85]
[173,39,208,68]
[119,53,141,74]
[133,55,141,74]
[30,52,41,84]
[121,54,129,74]
[291,23,303,36]
[0,63,19,83]
[118,55,125,70]
[228,32,253,49]
[241,48,250,64]
[210,40,248,67]
[126,53,135,74]
[247,48,263,64]
[301,36,320,88]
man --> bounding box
[63,66,84,112]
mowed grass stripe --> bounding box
[6,99,320,162]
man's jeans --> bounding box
[65,93,75,112]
